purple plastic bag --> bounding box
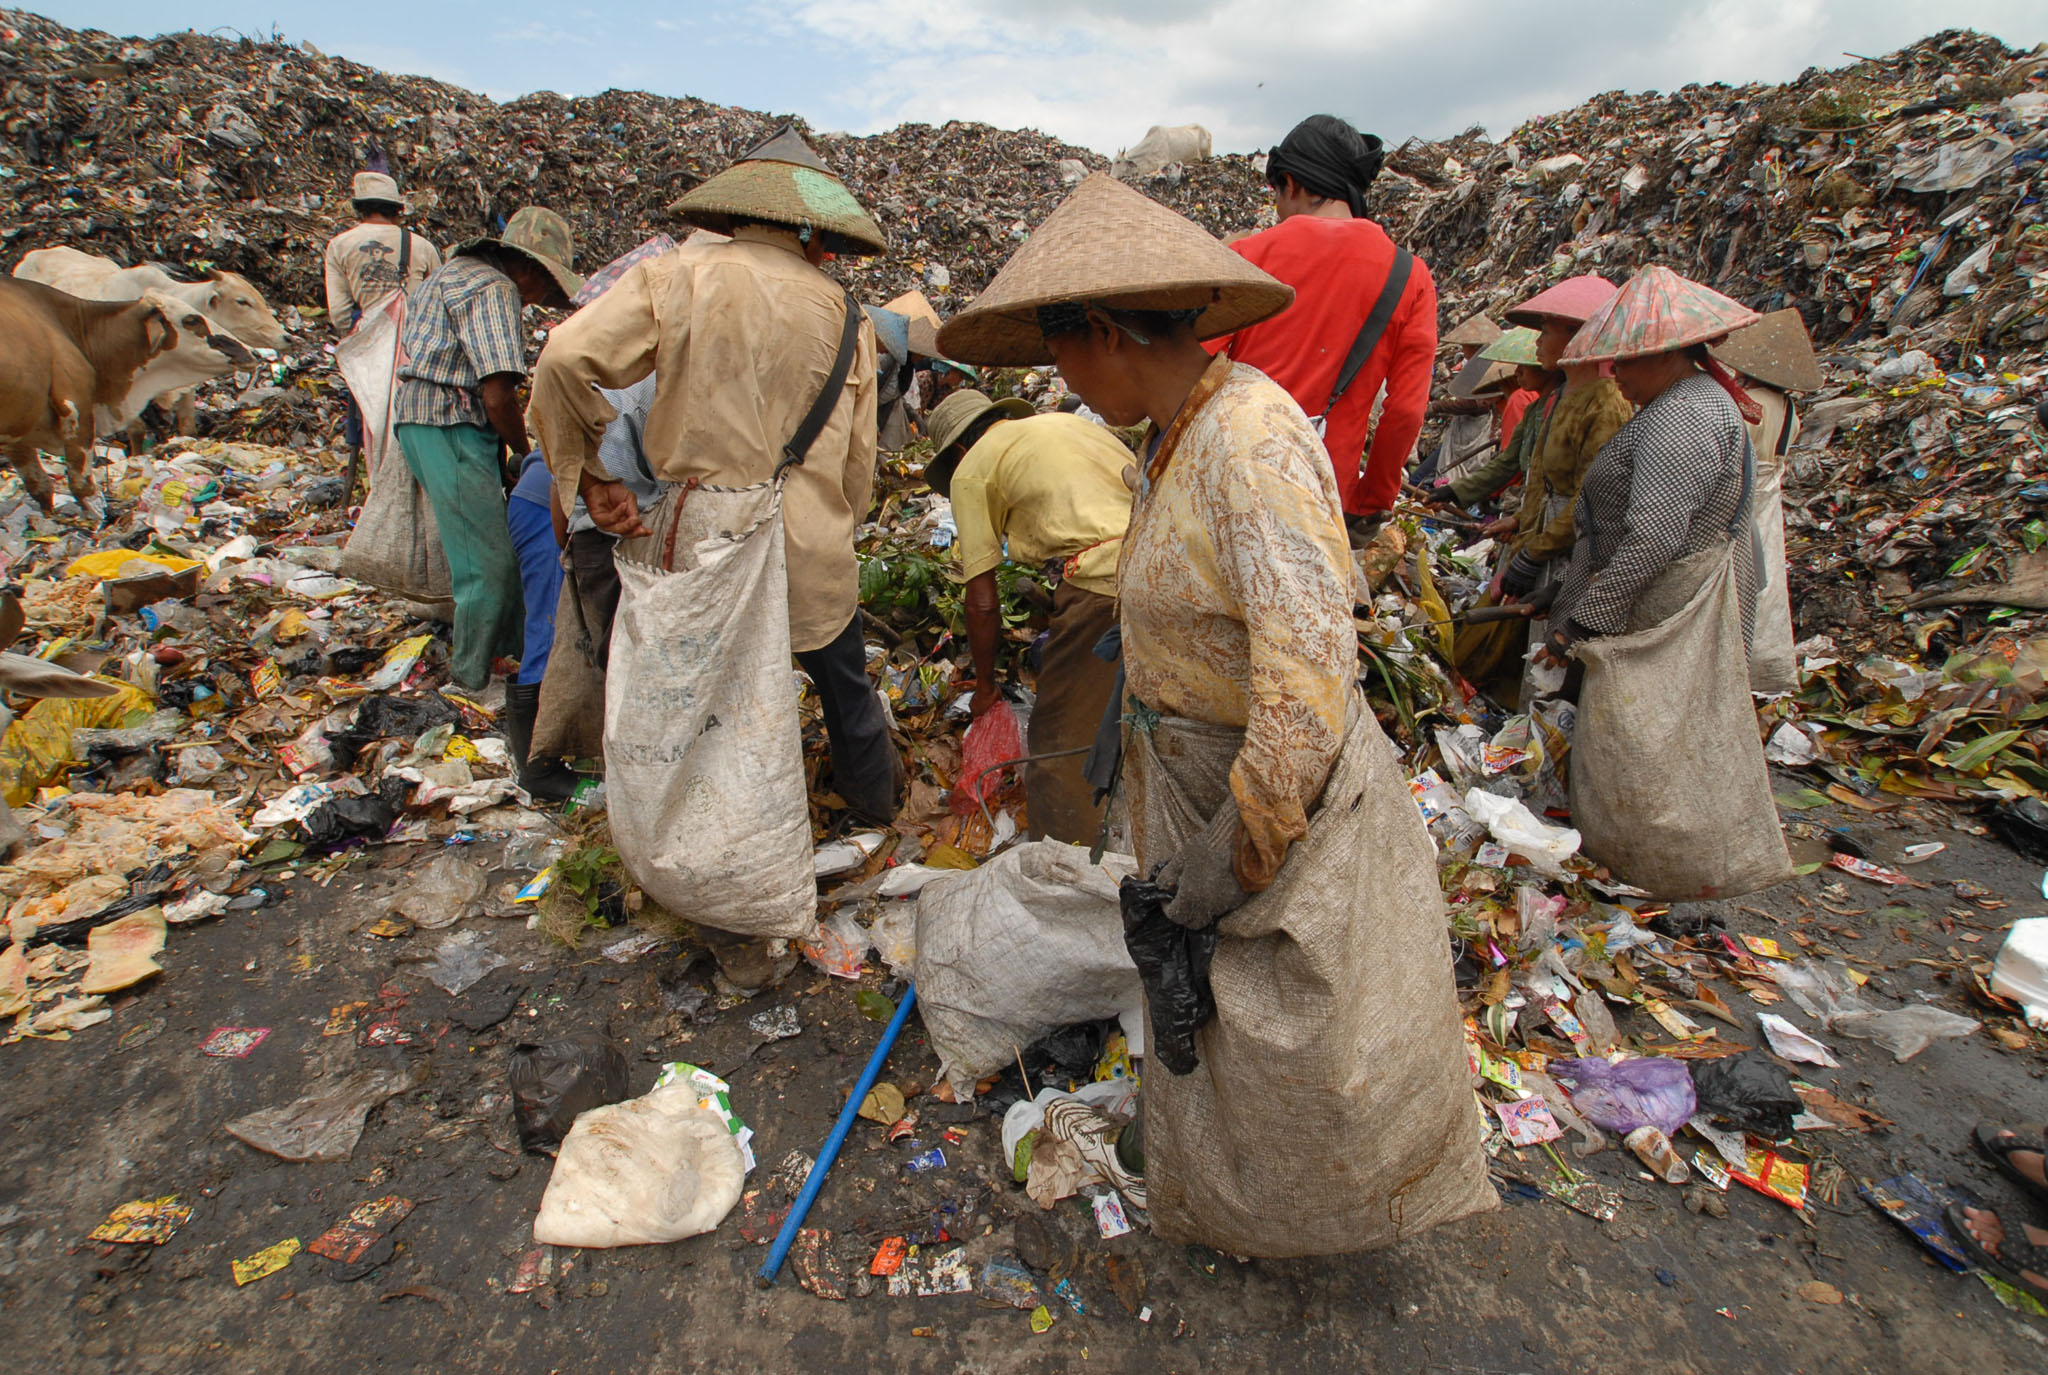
[1550,1056,1696,1136]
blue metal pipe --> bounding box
[757,984,918,1287]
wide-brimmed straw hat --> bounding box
[1443,312,1501,349]
[1450,357,1520,400]
[351,171,404,208]
[938,173,1294,366]
[456,206,583,302]
[1710,307,1822,392]
[1561,265,1761,366]
[669,126,887,257]
[1478,326,1542,367]
[927,389,1033,463]
[1506,274,1617,328]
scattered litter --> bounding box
[199,1026,271,1059]
[88,1196,192,1246]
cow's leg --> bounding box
[125,414,149,455]
[61,426,98,510]
[4,438,54,513]
[172,388,197,436]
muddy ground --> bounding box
[4,785,2048,1374]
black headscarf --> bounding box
[1266,114,1385,219]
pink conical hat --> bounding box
[1560,266,1762,366]
[1504,274,1616,328]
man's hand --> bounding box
[1486,565,1511,603]
[582,478,650,539]
[1481,516,1517,539]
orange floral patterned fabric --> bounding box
[1119,355,1356,891]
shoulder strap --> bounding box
[777,289,863,480]
[1319,248,1413,420]
[396,225,412,283]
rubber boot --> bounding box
[504,681,577,803]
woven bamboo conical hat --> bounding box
[938,173,1294,365]
[1443,312,1500,348]
[1505,274,1617,328]
[1710,307,1822,393]
[1561,265,1761,366]
[669,126,887,257]
[1477,326,1542,367]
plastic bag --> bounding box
[1118,875,1217,1076]
[409,930,507,995]
[1690,1051,1801,1137]
[1774,958,1980,1061]
[509,1032,630,1153]
[1461,787,1581,878]
[1550,1056,1696,1136]
[389,852,486,930]
[531,1083,747,1247]
[225,1066,423,1163]
[796,910,870,980]
[0,679,151,805]
[951,700,1024,815]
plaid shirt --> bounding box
[1554,372,1755,638]
[394,254,528,430]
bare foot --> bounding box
[1960,1205,2048,1295]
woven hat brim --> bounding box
[453,238,585,301]
[938,174,1294,366]
[930,395,1033,459]
[1477,326,1542,367]
[1505,275,1619,328]
[1443,314,1501,348]
[1710,308,1822,392]
[668,161,887,256]
[1561,266,1760,366]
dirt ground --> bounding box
[5,784,2048,1375]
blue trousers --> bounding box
[507,493,562,685]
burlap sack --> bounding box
[531,574,605,763]
[335,292,455,614]
[1572,548,1794,899]
[1127,691,1496,1257]
[604,482,814,939]
[1747,447,1797,694]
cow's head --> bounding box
[110,293,257,424]
[197,268,287,350]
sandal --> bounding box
[1945,1202,2048,1300]
[1972,1122,2048,1206]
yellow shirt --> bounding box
[950,413,1133,598]
[528,226,878,653]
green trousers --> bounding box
[395,422,523,688]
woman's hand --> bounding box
[1532,623,1578,670]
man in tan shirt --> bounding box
[324,171,443,481]
[531,131,893,983]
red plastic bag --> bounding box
[951,701,1024,815]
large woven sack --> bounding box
[1128,692,1496,1257]
[1572,549,1793,898]
[335,292,455,613]
[1747,445,1797,694]
[914,841,1142,1097]
[604,482,814,939]
[531,574,605,763]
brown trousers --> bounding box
[1027,584,1120,844]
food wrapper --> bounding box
[1727,1142,1810,1210]
[654,1061,755,1171]
[88,1196,192,1245]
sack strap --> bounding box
[396,226,412,286]
[1318,248,1413,422]
[775,289,863,481]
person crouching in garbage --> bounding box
[1534,266,1794,901]
[921,388,1133,845]
[529,128,900,993]
[939,173,1495,1257]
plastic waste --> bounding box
[508,1032,631,1153]
[172,744,224,787]
[1118,875,1216,1077]
[1757,1011,1842,1067]
[797,910,870,980]
[1549,1056,1696,1136]
[1625,1126,1692,1184]
[1991,918,2048,1029]
[532,1083,747,1248]
[225,1066,423,1163]
[1772,958,1979,1061]
[1461,787,1581,877]
[1690,1051,1802,1137]
[409,929,508,995]
[951,700,1024,815]
[389,852,486,929]
[503,830,567,873]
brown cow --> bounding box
[0,278,252,512]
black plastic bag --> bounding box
[302,794,398,846]
[1119,876,1216,1076]
[507,1032,630,1153]
[1690,1050,1801,1138]
[1990,797,2048,864]
[325,693,463,766]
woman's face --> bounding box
[1535,317,1578,370]
[1515,364,1548,392]
[1612,351,1693,407]
[1046,324,1149,427]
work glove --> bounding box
[1157,795,1250,930]
[1498,551,1544,599]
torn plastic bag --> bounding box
[1690,1051,1801,1137]
[407,929,508,995]
[509,1032,631,1153]
[225,1066,424,1163]
[532,1082,747,1247]
[951,700,1024,815]
[324,694,463,766]
[1118,874,1216,1077]
[389,852,486,929]
[1774,957,1981,1061]
[1550,1056,1696,1136]
[913,840,1142,1095]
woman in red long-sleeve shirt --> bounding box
[1214,114,1438,546]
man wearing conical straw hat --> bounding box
[941,173,1494,1257]
[1536,265,1793,901]
[530,127,897,990]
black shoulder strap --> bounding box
[778,289,863,479]
[396,225,412,284]
[1319,248,1414,420]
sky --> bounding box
[23,1,2046,155]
